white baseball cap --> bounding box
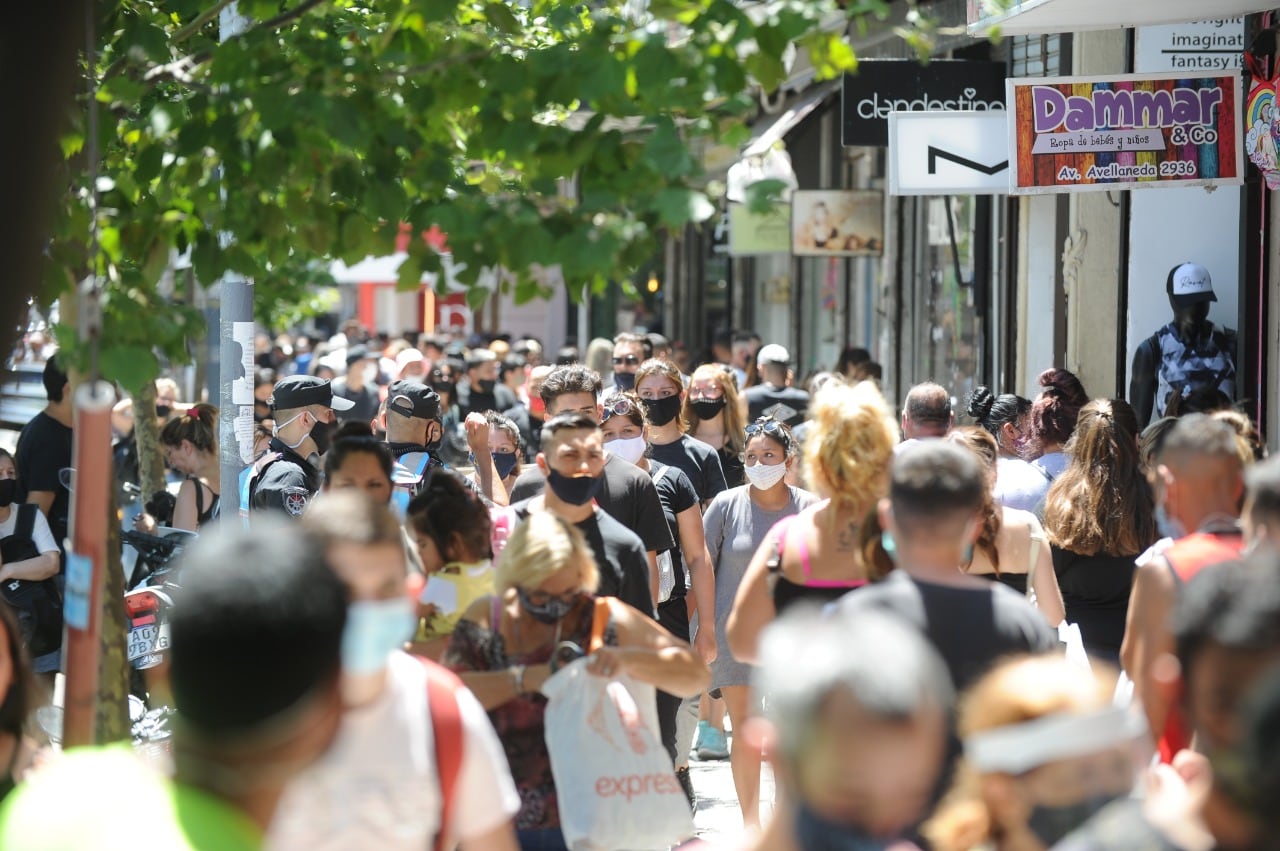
[1167,262,1216,308]
[756,343,791,366]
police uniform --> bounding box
[384,380,491,513]
[247,375,354,520]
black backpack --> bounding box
[0,505,65,658]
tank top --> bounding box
[1157,529,1243,763]
[188,476,220,527]
[767,514,866,615]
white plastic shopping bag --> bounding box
[541,657,694,851]
[1057,621,1093,673]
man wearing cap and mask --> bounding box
[380,379,506,513]
[247,375,353,518]
[332,345,382,425]
[1130,262,1238,429]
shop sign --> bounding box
[791,190,884,257]
[842,60,1006,147]
[888,112,1009,195]
[1135,18,1244,73]
[728,203,790,256]
[1008,72,1243,195]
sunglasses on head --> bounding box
[612,355,641,366]
[746,418,791,445]
[600,397,637,423]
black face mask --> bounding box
[643,395,683,427]
[155,405,172,419]
[545,469,603,506]
[492,452,519,480]
[476,379,497,396]
[0,480,16,506]
[434,381,456,399]
[310,418,336,456]
[1026,794,1117,846]
[690,398,726,420]
[613,371,636,391]
[517,587,578,625]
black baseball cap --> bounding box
[386,380,441,420]
[269,375,355,411]
[345,345,373,368]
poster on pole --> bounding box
[1007,72,1242,195]
[791,190,884,256]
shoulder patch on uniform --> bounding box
[282,487,311,517]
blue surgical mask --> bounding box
[342,597,417,674]
[1154,504,1185,540]
[793,804,894,851]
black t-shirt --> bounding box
[332,380,381,424]
[831,570,1057,693]
[1051,546,1137,664]
[509,454,676,553]
[649,435,727,504]
[15,411,72,547]
[718,446,745,489]
[743,384,810,426]
[511,500,654,616]
[650,462,699,597]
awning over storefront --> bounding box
[968,0,1271,36]
[723,80,838,202]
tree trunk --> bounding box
[133,382,167,500]
[96,482,130,743]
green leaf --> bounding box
[652,188,715,227]
[485,3,521,34]
[466,285,491,311]
[101,345,160,395]
[397,253,424,290]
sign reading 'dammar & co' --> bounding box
[842,60,1006,147]
[1008,72,1242,195]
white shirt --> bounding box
[267,650,520,850]
[0,503,59,554]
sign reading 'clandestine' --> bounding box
[842,60,1006,147]
[1007,72,1243,195]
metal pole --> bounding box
[61,380,115,748]
[218,3,255,524]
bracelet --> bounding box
[511,664,527,695]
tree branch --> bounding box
[171,0,238,44]
[258,0,328,31]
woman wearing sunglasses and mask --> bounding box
[701,416,820,828]
[635,359,728,509]
[444,511,708,851]
[599,390,718,803]
[681,364,748,489]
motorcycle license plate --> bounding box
[127,623,169,663]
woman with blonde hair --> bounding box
[948,427,1066,628]
[1043,399,1156,665]
[727,379,899,665]
[924,655,1150,851]
[682,363,748,488]
[444,511,708,850]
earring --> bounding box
[880,530,897,561]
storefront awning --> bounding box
[968,0,1271,36]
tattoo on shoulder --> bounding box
[837,520,858,551]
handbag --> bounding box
[0,504,65,658]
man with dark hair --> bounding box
[609,332,652,392]
[248,375,354,519]
[900,381,953,442]
[1242,455,1280,551]
[744,344,809,426]
[1122,413,1244,762]
[509,365,675,568]
[831,442,1055,692]
[458,349,499,417]
[505,364,551,464]
[332,345,381,425]
[511,412,653,614]
[1057,554,1280,851]
[0,520,348,846]
[15,354,72,556]
[497,358,523,411]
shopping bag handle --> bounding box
[588,597,612,654]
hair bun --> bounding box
[1037,368,1088,408]
[966,386,996,421]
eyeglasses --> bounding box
[745,418,792,446]
[600,397,637,423]
[612,356,641,366]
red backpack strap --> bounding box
[422,657,466,851]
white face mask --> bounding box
[272,411,310,450]
[606,435,647,465]
[744,460,788,490]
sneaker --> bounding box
[675,766,696,811]
[694,720,729,760]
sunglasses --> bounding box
[612,356,640,366]
[600,397,637,423]
[745,418,791,445]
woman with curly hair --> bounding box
[727,379,899,666]
[1013,369,1089,518]
[1043,399,1156,664]
[948,427,1066,628]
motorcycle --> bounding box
[120,527,195,696]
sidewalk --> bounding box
[688,743,775,842]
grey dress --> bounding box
[703,484,820,690]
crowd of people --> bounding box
[0,321,1277,851]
